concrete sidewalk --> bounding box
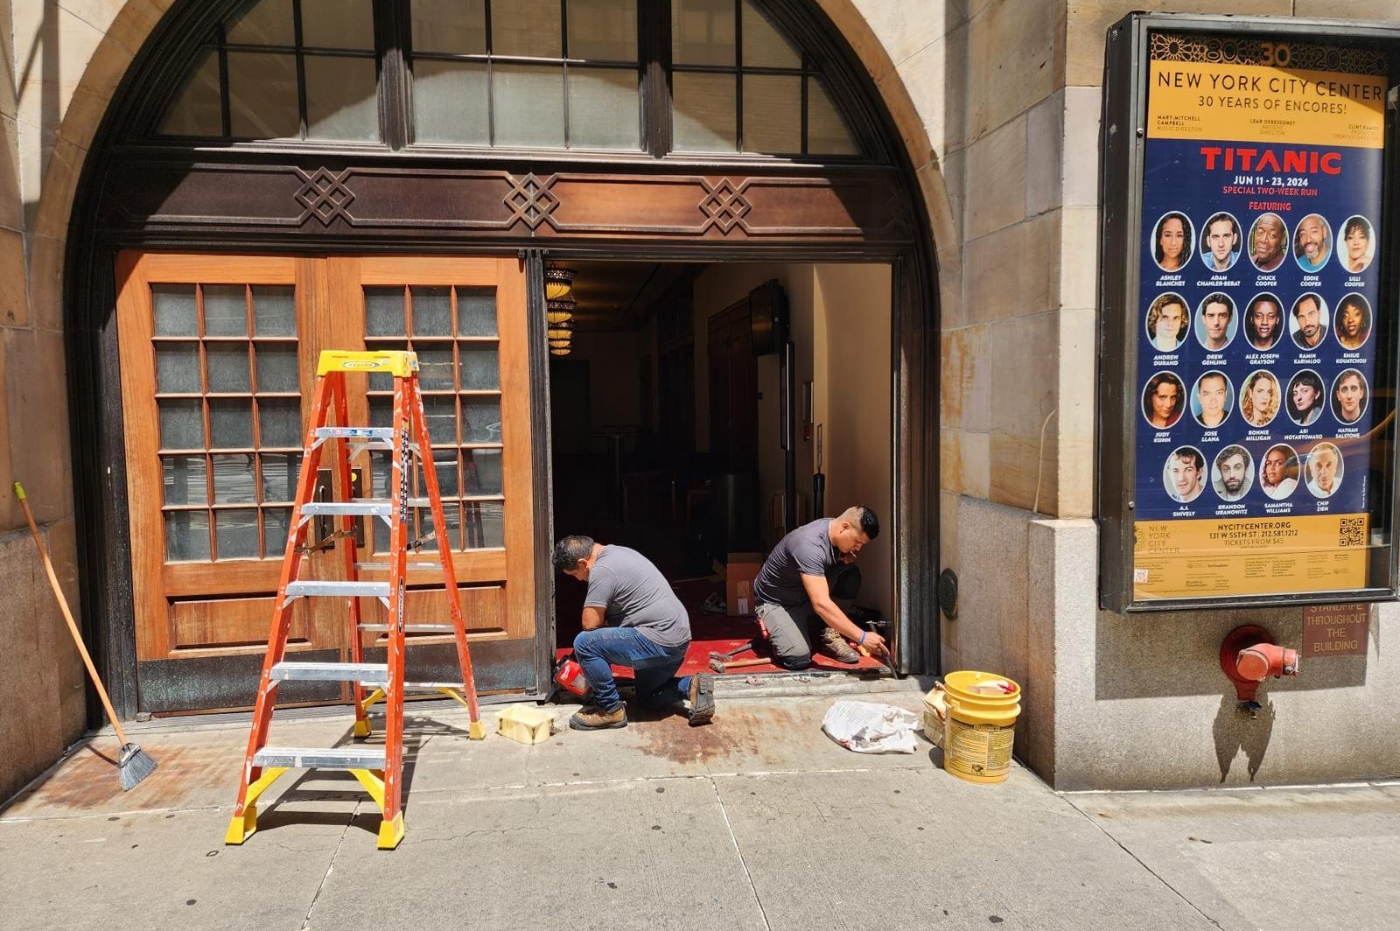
[2,681,1396,931]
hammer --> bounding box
[708,640,756,664]
[709,655,770,674]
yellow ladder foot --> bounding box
[352,718,373,739]
[225,805,257,845]
[377,813,405,850]
[468,720,487,740]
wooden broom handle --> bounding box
[14,483,130,747]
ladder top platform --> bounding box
[317,350,419,377]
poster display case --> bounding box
[1099,14,1400,611]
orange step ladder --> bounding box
[225,350,485,851]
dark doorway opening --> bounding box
[548,259,893,677]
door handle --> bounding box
[312,469,333,544]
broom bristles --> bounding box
[117,743,158,791]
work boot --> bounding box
[688,673,716,726]
[819,627,861,664]
[569,704,628,730]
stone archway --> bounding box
[34,0,952,716]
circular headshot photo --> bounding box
[1243,292,1284,352]
[1340,215,1376,274]
[1286,370,1326,428]
[1145,292,1190,353]
[1247,213,1288,273]
[1259,444,1299,500]
[1200,211,1242,273]
[1331,369,1369,425]
[1334,293,1372,352]
[1195,292,1237,352]
[1163,446,1206,504]
[1191,370,1233,429]
[1290,293,1329,351]
[1151,212,1194,273]
[1305,442,1343,499]
[1240,370,1281,428]
[1212,445,1255,502]
[1142,371,1186,430]
[1293,213,1332,273]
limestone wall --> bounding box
[818,1,1075,747]
[3,2,86,801]
[829,0,1400,786]
[991,0,1400,787]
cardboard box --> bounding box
[725,552,764,616]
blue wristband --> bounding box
[858,631,867,645]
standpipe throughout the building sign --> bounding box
[1132,35,1387,600]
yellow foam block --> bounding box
[497,705,554,744]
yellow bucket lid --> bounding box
[943,670,1021,701]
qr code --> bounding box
[1339,518,1365,547]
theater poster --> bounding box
[1099,19,1400,610]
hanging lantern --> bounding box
[545,264,576,300]
[547,296,576,325]
[547,318,574,342]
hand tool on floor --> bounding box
[708,640,757,664]
[709,655,770,673]
[15,481,158,791]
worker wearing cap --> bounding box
[752,506,888,668]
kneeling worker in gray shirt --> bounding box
[752,506,888,668]
[555,535,715,731]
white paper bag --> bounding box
[821,700,921,754]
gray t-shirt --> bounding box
[585,545,691,649]
[752,518,835,608]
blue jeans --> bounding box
[572,627,692,712]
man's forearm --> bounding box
[811,598,864,642]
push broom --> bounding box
[14,482,157,790]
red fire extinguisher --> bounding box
[554,656,592,698]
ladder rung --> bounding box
[286,581,391,599]
[301,500,392,518]
[359,623,456,633]
[354,561,444,570]
[404,681,466,690]
[315,427,395,441]
[253,746,387,770]
[271,661,389,684]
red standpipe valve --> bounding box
[1220,625,1299,709]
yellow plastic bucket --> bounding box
[926,671,1021,784]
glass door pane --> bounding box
[362,283,505,553]
[150,283,303,561]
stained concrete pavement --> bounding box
[2,681,1395,931]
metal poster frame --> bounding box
[1099,13,1400,612]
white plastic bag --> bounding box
[821,700,921,754]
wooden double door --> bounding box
[115,253,536,711]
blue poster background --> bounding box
[1136,139,1382,522]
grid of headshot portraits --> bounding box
[1160,441,1345,505]
[1146,290,1374,356]
[1149,211,1376,277]
[1142,210,1375,507]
